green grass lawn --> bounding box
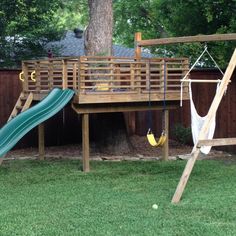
[0,159,235,236]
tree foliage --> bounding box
[0,0,63,67]
[0,0,89,68]
[1,0,235,68]
[114,0,236,67]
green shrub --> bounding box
[172,123,192,145]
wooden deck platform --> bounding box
[20,56,190,107]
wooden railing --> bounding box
[22,58,79,92]
[21,56,189,97]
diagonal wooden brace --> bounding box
[171,49,236,203]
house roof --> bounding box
[46,31,153,58]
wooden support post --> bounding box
[162,109,169,161]
[171,49,236,204]
[135,32,142,59]
[82,114,90,172]
[38,123,45,160]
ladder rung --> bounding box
[16,106,23,110]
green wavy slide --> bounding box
[0,88,75,157]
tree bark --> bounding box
[85,0,113,56]
[84,0,132,154]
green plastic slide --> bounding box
[0,88,75,157]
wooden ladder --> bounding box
[8,92,34,121]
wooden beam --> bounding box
[38,123,45,160]
[82,114,90,172]
[197,138,236,147]
[162,110,169,161]
[137,33,236,47]
[72,103,178,114]
[171,48,236,204]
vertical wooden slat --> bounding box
[136,62,141,93]
[79,58,85,93]
[73,62,77,90]
[183,59,189,93]
[160,59,165,93]
[62,59,68,89]
[48,60,53,90]
[130,64,135,90]
[82,113,90,172]
[35,61,40,92]
[146,61,150,90]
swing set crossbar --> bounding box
[136,33,236,46]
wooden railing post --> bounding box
[160,59,165,93]
[35,61,40,92]
[22,62,28,91]
[48,60,53,90]
[130,63,135,90]
[183,58,189,94]
[62,59,68,89]
[79,57,85,93]
[146,60,150,90]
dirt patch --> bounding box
[5,135,236,163]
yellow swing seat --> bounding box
[147,129,166,147]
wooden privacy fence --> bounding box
[21,56,189,96]
[1,69,236,152]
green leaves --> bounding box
[0,0,65,68]
[114,0,236,68]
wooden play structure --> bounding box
[135,32,236,203]
[6,32,236,203]
[14,49,190,170]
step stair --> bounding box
[8,92,34,121]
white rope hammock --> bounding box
[180,46,224,154]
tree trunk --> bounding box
[85,0,113,56]
[84,0,132,154]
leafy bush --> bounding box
[172,123,192,145]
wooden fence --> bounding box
[0,69,236,152]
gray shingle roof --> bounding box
[46,31,153,58]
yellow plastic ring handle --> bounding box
[19,71,24,82]
[30,70,36,82]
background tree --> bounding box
[84,0,113,55]
[84,0,132,153]
[0,0,88,68]
[0,0,64,67]
[114,0,236,67]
